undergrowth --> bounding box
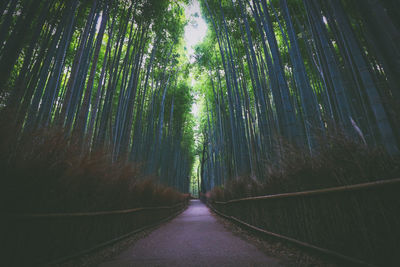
[210,132,400,201]
[0,128,186,213]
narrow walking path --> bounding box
[100,199,281,266]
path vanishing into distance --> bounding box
[100,200,281,267]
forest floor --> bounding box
[58,200,339,267]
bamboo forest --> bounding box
[1,0,400,266]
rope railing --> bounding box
[213,177,400,204]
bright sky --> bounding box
[184,0,207,118]
[184,0,207,63]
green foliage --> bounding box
[0,0,197,202]
[193,0,400,194]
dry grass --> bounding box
[0,127,185,213]
[210,132,400,202]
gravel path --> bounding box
[99,199,282,266]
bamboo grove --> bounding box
[0,0,195,192]
[195,0,400,191]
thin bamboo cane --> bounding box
[214,178,400,204]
